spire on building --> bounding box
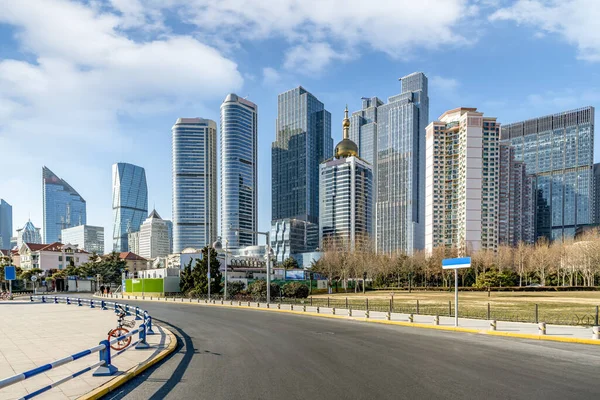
[334,105,358,159]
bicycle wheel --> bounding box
[108,327,131,350]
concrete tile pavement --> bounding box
[0,300,171,400]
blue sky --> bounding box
[1,0,599,250]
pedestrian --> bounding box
[100,285,105,295]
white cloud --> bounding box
[430,75,460,92]
[262,67,282,85]
[491,0,600,62]
[0,0,243,143]
[148,0,477,71]
[283,42,350,75]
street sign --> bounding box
[4,266,16,281]
[442,257,471,270]
[31,276,38,282]
[441,257,472,327]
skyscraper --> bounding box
[172,118,217,252]
[320,108,373,251]
[16,220,42,249]
[220,94,258,249]
[425,108,499,253]
[61,225,105,254]
[352,72,429,254]
[501,107,595,240]
[138,210,170,259]
[112,163,148,252]
[499,144,536,246]
[0,199,12,250]
[42,166,86,243]
[271,86,332,257]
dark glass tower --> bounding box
[112,163,148,252]
[501,107,595,240]
[42,166,86,243]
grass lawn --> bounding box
[304,290,600,326]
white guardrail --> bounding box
[0,295,155,399]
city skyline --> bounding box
[2,0,600,249]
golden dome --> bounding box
[335,105,358,159]
[335,138,358,158]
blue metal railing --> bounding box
[0,295,155,398]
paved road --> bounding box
[98,299,600,400]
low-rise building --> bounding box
[117,252,148,276]
[19,242,90,271]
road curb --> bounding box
[77,326,178,400]
[97,295,600,347]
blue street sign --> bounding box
[442,257,472,270]
[4,266,16,281]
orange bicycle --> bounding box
[108,306,136,350]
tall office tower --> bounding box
[42,166,86,243]
[220,94,258,249]
[594,163,600,224]
[499,144,536,246]
[319,108,373,251]
[138,210,170,259]
[501,107,595,240]
[128,231,140,255]
[0,199,12,249]
[112,163,148,252]
[271,86,332,255]
[172,118,217,252]
[165,220,173,253]
[61,225,105,254]
[425,108,499,253]
[352,72,429,255]
[16,220,42,248]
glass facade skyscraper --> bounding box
[272,86,332,225]
[501,107,595,240]
[17,220,42,249]
[0,199,12,250]
[42,166,86,243]
[220,94,258,249]
[61,225,105,254]
[172,118,217,253]
[112,163,148,252]
[352,72,429,254]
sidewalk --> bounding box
[111,294,600,345]
[0,300,174,400]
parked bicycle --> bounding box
[0,291,12,300]
[108,305,136,350]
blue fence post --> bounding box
[66,297,71,305]
[146,315,155,335]
[42,296,46,303]
[125,304,131,315]
[135,307,142,321]
[90,299,95,309]
[101,300,106,310]
[54,296,58,304]
[114,303,119,314]
[78,298,82,307]
[93,340,118,376]
[135,324,150,349]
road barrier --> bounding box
[0,295,155,399]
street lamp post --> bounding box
[233,228,271,303]
[211,239,223,300]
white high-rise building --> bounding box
[138,210,170,259]
[172,118,217,252]
[61,225,105,254]
[220,94,258,249]
[425,108,499,253]
[319,108,373,251]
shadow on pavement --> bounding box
[104,320,194,400]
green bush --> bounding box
[248,280,280,300]
[227,281,246,297]
[473,269,518,288]
[283,282,310,298]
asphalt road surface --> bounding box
[98,299,600,400]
